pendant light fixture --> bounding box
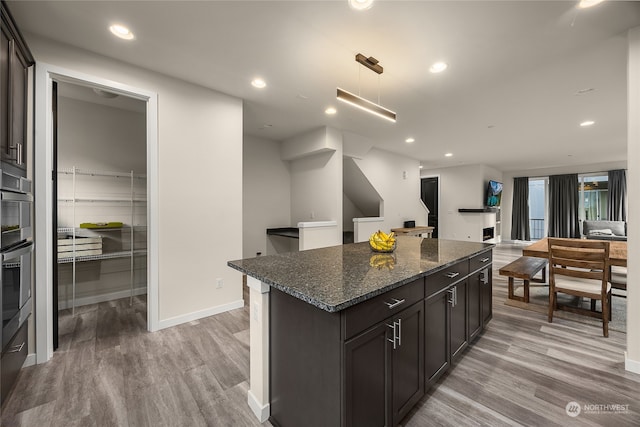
[337,53,396,123]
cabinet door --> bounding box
[391,302,424,426]
[425,289,449,388]
[450,281,468,361]
[481,267,493,325]
[468,270,483,341]
[345,322,391,427]
[9,39,28,169]
[0,22,9,162]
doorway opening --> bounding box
[35,64,159,364]
[420,176,439,238]
[53,80,148,349]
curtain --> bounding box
[548,174,580,238]
[607,169,627,221]
[510,177,530,241]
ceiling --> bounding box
[8,1,640,172]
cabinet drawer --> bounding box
[1,321,28,404]
[470,250,492,273]
[343,278,424,340]
[425,260,469,297]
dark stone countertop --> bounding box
[228,237,494,313]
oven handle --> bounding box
[0,190,33,202]
[2,241,33,261]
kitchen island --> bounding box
[228,236,494,427]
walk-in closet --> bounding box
[55,82,147,323]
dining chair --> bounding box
[547,238,611,337]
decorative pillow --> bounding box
[589,229,614,236]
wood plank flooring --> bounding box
[2,243,639,426]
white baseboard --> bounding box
[58,287,148,310]
[157,299,244,330]
[22,353,37,368]
[624,352,640,374]
[247,389,270,423]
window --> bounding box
[528,178,547,240]
[579,174,608,221]
[525,172,609,240]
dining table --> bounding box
[522,237,627,267]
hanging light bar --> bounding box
[336,53,396,123]
[337,88,397,122]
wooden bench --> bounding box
[499,256,548,303]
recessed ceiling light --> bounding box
[251,78,267,89]
[325,107,337,115]
[578,0,605,9]
[419,165,423,169]
[349,0,374,10]
[445,153,453,157]
[405,137,415,143]
[580,120,595,127]
[109,24,134,40]
[429,62,448,73]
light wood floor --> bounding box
[1,243,639,426]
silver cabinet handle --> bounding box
[397,318,402,347]
[444,272,459,279]
[384,298,405,309]
[480,257,490,263]
[386,323,397,349]
[447,288,455,306]
[454,286,458,306]
[480,269,489,284]
[6,342,24,353]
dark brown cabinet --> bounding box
[345,301,424,427]
[268,248,492,427]
[424,279,467,388]
[425,287,448,386]
[1,2,33,174]
[425,249,492,390]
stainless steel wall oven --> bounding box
[0,169,32,350]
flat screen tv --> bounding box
[485,180,503,207]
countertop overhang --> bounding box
[228,237,494,313]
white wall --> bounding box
[288,127,343,245]
[28,35,244,325]
[354,148,426,233]
[343,194,363,232]
[626,26,640,373]
[57,96,146,171]
[243,135,292,258]
[421,164,502,242]
[501,161,626,241]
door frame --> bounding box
[34,62,159,363]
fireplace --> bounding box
[482,227,495,241]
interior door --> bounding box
[421,177,439,238]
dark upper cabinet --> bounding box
[1,2,34,174]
